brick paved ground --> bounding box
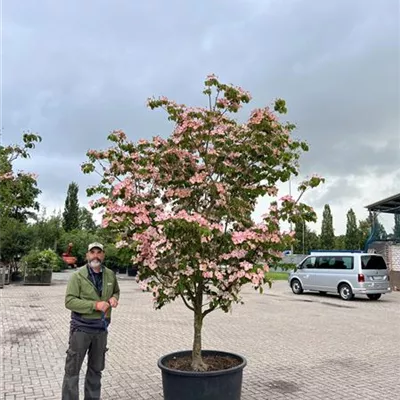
[1,271,400,399]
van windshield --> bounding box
[361,256,387,270]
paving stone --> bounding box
[1,271,400,399]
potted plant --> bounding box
[82,74,323,400]
[22,249,59,285]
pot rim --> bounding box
[158,349,247,377]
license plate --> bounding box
[374,283,385,289]
[373,276,383,280]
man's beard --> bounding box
[89,259,102,269]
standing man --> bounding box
[62,242,120,400]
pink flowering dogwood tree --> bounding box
[82,75,324,371]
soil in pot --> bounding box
[166,353,242,372]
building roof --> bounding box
[365,193,400,214]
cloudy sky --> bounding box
[3,0,399,235]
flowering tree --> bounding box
[0,132,42,222]
[82,75,324,371]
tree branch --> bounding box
[295,189,305,204]
[184,284,195,301]
[180,294,195,311]
[202,304,218,319]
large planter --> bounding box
[23,269,53,286]
[158,350,247,400]
[0,265,11,287]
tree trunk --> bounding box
[191,287,207,371]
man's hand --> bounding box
[108,297,119,308]
[95,301,110,313]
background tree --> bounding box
[62,182,80,231]
[0,132,42,222]
[29,208,64,251]
[345,208,360,250]
[293,221,319,254]
[78,207,97,231]
[320,204,335,250]
[0,218,32,265]
[358,218,371,250]
[103,243,135,271]
[393,214,400,241]
[335,235,346,250]
[358,214,388,250]
[374,218,387,241]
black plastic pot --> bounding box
[11,271,23,282]
[0,265,11,285]
[158,350,247,400]
[127,267,138,277]
[109,266,119,275]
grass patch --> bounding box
[265,271,289,281]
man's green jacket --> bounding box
[65,265,120,320]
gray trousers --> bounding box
[62,330,108,400]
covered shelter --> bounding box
[365,193,400,291]
[365,193,400,215]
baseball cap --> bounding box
[88,242,104,252]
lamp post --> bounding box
[289,179,294,254]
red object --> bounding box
[358,274,365,283]
[62,242,77,268]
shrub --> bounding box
[22,249,60,273]
[103,243,135,270]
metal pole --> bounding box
[289,179,294,254]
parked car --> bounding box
[288,251,391,300]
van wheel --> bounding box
[339,284,354,301]
[367,294,381,301]
[291,279,303,295]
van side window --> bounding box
[316,257,330,269]
[340,257,354,270]
[316,256,354,270]
[302,257,316,268]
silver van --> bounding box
[288,251,391,300]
